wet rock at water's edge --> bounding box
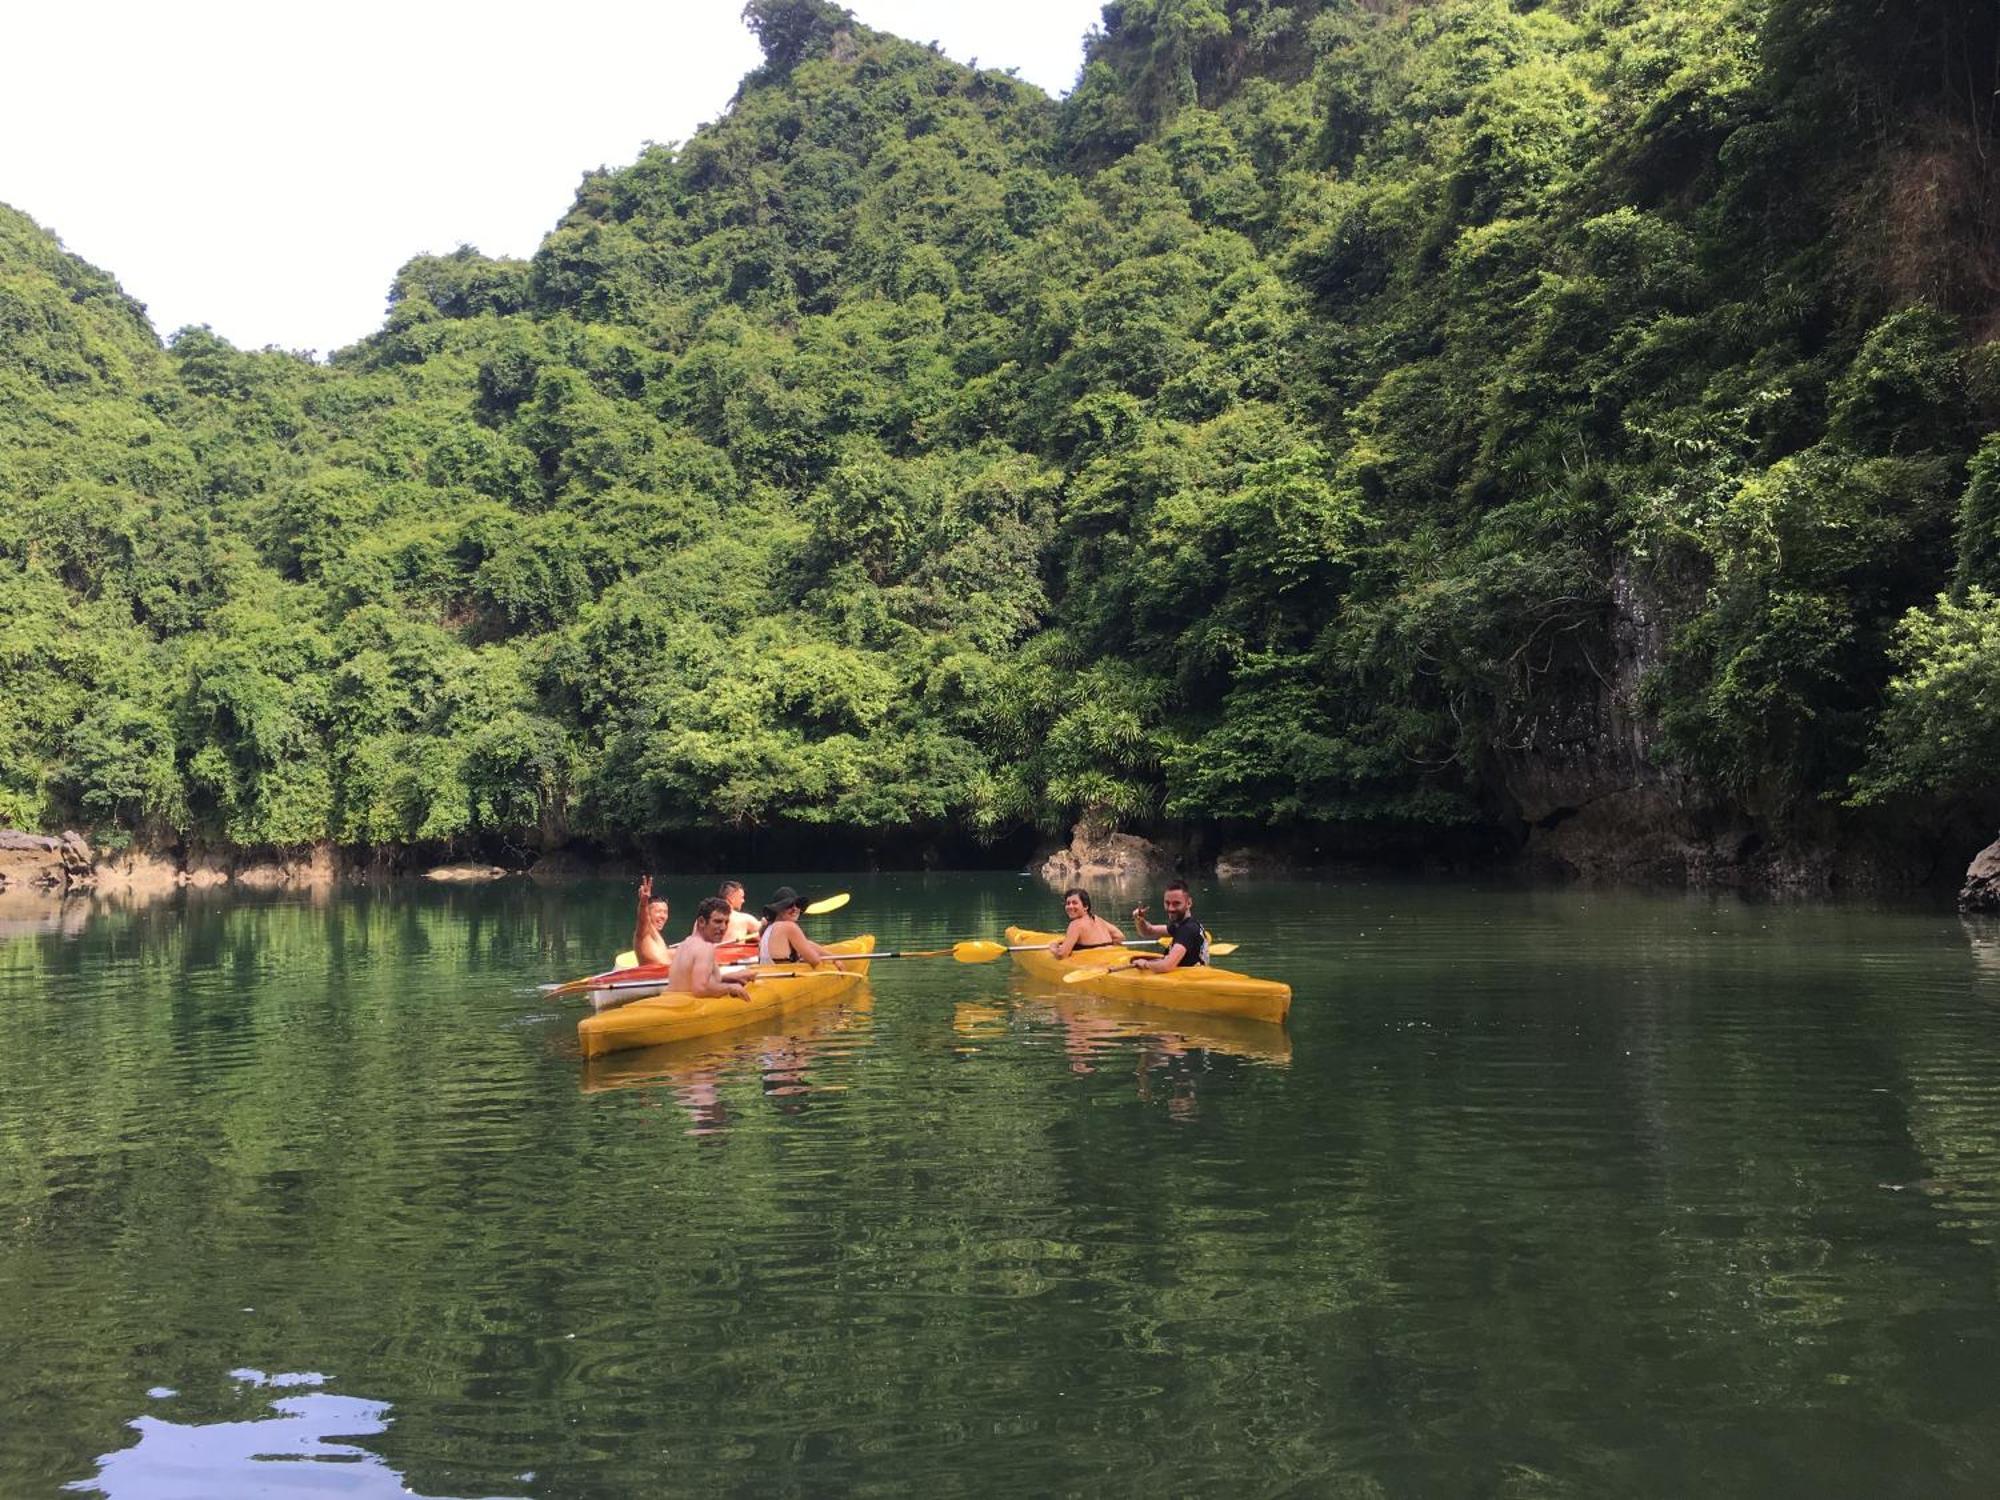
[424,864,513,883]
[91,848,182,895]
[527,850,602,881]
[58,830,93,875]
[1038,817,1170,886]
[1961,832,2000,914]
[1214,846,1298,880]
[0,830,66,890]
[234,846,340,889]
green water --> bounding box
[3,874,1999,1498]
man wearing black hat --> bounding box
[757,887,842,969]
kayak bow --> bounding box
[1003,927,1290,1024]
[576,936,876,1057]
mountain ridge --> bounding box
[2,0,1995,888]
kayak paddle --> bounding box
[703,939,1066,969]
[1057,939,1237,982]
[1063,962,1142,984]
[737,943,974,965]
[728,939,1065,967]
[960,938,1235,961]
[592,895,845,970]
[951,940,1051,963]
[551,935,1236,993]
[542,962,661,998]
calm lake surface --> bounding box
[3,873,1999,1498]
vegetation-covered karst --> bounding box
[2,0,1995,875]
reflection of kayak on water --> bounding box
[580,993,875,1096]
[577,936,875,1057]
[1004,927,1291,1024]
[1003,976,1292,1067]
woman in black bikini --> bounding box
[1049,887,1126,957]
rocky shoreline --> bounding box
[1036,816,2000,910]
[0,834,504,899]
[0,830,94,889]
[1963,833,2000,914]
[2,820,1996,910]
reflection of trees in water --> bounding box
[0,882,646,1494]
[19,880,2000,1495]
[0,881,748,1040]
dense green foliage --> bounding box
[2,0,1995,857]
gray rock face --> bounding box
[1039,817,1169,886]
[1961,833,2000,914]
[59,831,92,868]
[527,850,598,881]
[1214,846,1296,880]
[0,828,70,890]
[0,848,65,888]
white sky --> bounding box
[0,1,1103,357]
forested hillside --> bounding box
[3,0,1996,880]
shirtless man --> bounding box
[667,897,750,1000]
[719,879,762,943]
[632,875,671,968]
[758,887,841,969]
[1048,887,1125,957]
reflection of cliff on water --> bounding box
[73,1367,518,1500]
[578,992,876,1133]
[1864,913,2000,1264]
[1965,917,2000,981]
[0,886,92,944]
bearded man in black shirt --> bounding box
[1130,880,1209,972]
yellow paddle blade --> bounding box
[1153,937,1236,955]
[952,940,1010,964]
[804,892,850,916]
[614,950,638,969]
[1063,962,1134,984]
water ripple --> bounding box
[6,879,2000,1495]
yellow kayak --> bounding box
[577,936,875,1058]
[1004,927,1291,1025]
